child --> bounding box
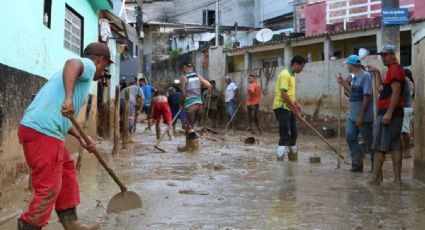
[152,91,174,141]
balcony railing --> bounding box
[326,0,415,30]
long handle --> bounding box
[156,109,182,146]
[337,83,342,168]
[70,116,128,193]
[296,114,344,160]
[224,100,244,134]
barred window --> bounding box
[64,5,83,55]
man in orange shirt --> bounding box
[246,74,262,134]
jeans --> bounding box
[346,119,374,166]
[274,108,297,146]
[247,104,259,125]
[226,100,237,129]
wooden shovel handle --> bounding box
[296,114,345,160]
[156,109,182,146]
[69,116,128,193]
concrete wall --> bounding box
[220,55,384,130]
[209,47,227,90]
[254,0,293,27]
[150,50,205,85]
[413,0,425,19]
[143,1,175,22]
[171,0,255,27]
[0,0,99,84]
[305,1,326,36]
[0,0,104,187]
[412,22,425,183]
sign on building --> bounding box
[382,8,409,25]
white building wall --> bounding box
[254,0,294,27]
[170,0,255,27]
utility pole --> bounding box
[215,0,220,46]
[293,0,297,33]
[136,0,144,75]
[381,0,400,59]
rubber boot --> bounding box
[18,219,41,230]
[177,132,198,152]
[391,151,402,184]
[288,146,298,161]
[56,208,99,230]
[369,152,385,185]
[350,153,364,172]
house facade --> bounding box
[0,0,112,187]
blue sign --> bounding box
[382,8,409,25]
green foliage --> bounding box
[169,48,183,58]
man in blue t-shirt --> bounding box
[18,43,112,230]
[337,55,374,173]
[139,78,156,130]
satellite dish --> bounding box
[256,28,273,42]
[358,48,370,59]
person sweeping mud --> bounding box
[17,42,112,230]
[152,91,174,141]
[367,45,405,185]
[178,61,211,152]
[337,55,374,172]
[273,55,306,161]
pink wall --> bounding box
[305,1,326,36]
[413,0,425,19]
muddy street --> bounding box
[1,124,425,229]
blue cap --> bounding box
[345,55,361,66]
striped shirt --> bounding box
[184,72,202,108]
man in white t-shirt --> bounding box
[225,76,239,134]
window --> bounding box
[299,18,305,33]
[43,0,52,28]
[64,5,84,55]
[263,59,278,68]
[202,10,215,26]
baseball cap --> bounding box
[182,61,193,67]
[344,55,361,66]
[377,45,395,54]
[83,42,114,64]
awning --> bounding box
[89,0,113,11]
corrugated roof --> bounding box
[224,24,381,53]
[224,18,425,53]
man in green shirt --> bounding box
[273,55,307,161]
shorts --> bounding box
[153,102,172,124]
[373,112,403,152]
[142,104,150,114]
[402,107,413,134]
[184,103,203,131]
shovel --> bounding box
[296,114,345,160]
[69,116,142,214]
[222,100,244,139]
[154,109,182,152]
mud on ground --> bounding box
[1,123,425,229]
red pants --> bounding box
[18,125,80,227]
[153,102,172,124]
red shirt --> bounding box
[378,64,405,114]
[247,82,261,105]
